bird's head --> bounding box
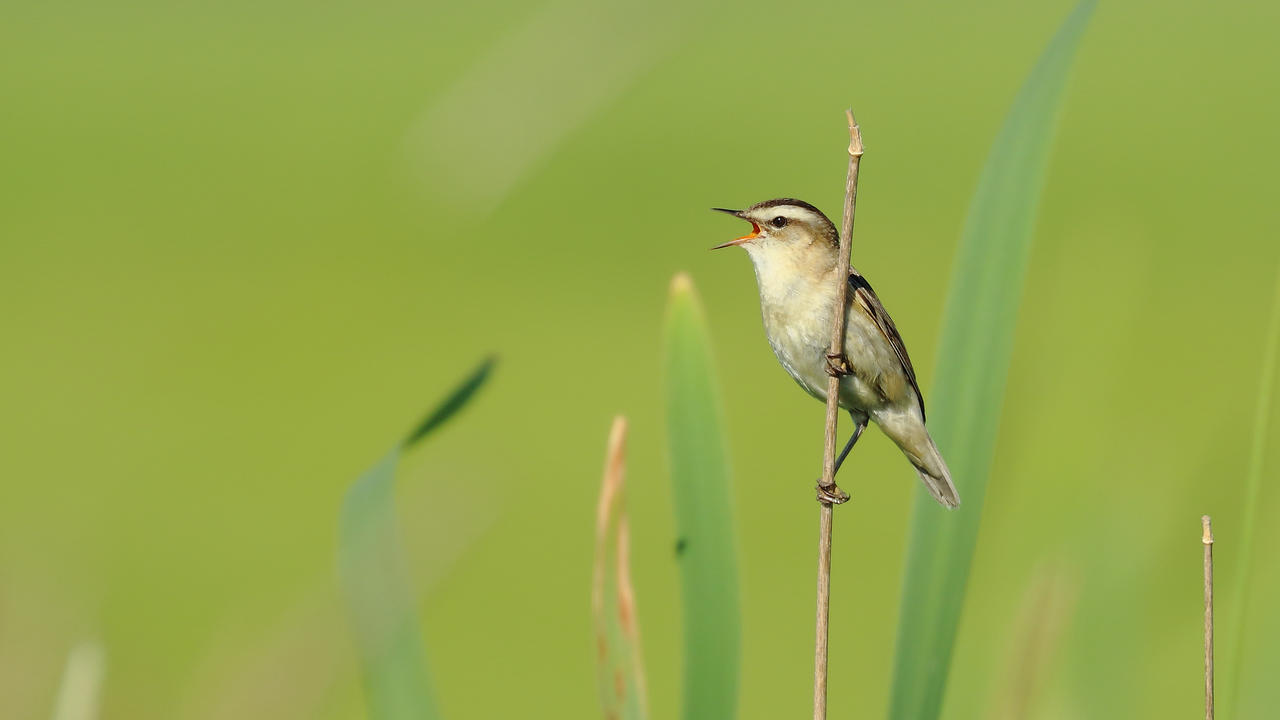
[711,199,839,259]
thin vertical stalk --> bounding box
[813,109,864,720]
[1203,515,1215,720]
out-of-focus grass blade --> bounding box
[663,273,739,720]
[337,357,495,720]
[592,416,650,720]
[51,641,105,720]
[985,565,1077,720]
[886,5,1094,720]
[401,358,496,448]
[1224,259,1280,718]
[405,2,679,209]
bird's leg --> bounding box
[832,418,867,476]
[824,352,853,377]
[816,416,867,505]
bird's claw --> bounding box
[816,482,850,505]
[825,352,852,377]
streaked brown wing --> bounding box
[849,272,926,421]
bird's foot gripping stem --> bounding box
[825,352,853,377]
[815,482,850,505]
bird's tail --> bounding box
[882,415,960,509]
[911,436,960,509]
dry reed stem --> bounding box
[1203,515,1214,720]
[813,109,864,720]
[593,417,649,719]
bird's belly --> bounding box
[767,323,829,400]
[763,301,888,413]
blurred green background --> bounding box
[3,0,1279,718]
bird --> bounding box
[712,198,959,508]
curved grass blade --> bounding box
[337,357,496,720]
[51,641,105,720]
[593,416,650,720]
[663,273,739,720]
[1224,259,1280,718]
[402,358,497,448]
[886,5,1094,720]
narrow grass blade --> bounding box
[986,565,1077,720]
[402,358,496,448]
[337,357,495,720]
[593,416,650,720]
[1224,259,1280,718]
[886,5,1094,720]
[51,641,105,720]
[663,273,739,720]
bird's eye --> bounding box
[771,216,788,228]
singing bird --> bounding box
[713,198,958,508]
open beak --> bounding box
[710,208,759,249]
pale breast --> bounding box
[763,299,830,400]
[759,280,905,414]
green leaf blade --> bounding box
[886,5,1095,720]
[1224,259,1280,719]
[663,273,740,720]
[337,358,495,720]
[402,356,496,449]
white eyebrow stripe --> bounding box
[750,205,821,223]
